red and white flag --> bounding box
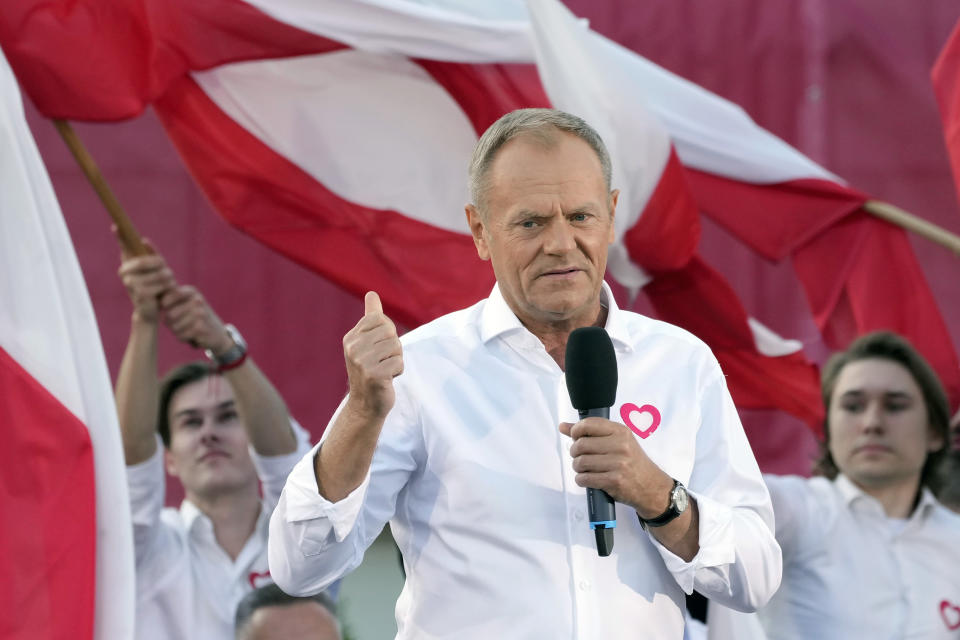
[0,47,135,640]
[2,0,956,425]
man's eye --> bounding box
[571,213,588,222]
[520,220,538,229]
[218,410,238,422]
[181,418,203,429]
[885,401,910,413]
[841,402,864,413]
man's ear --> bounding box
[607,189,619,244]
[465,204,491,261]
[164,448,180,478]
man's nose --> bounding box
[543,218,576,254]
[861,402,885,434]
[199,418,220,442]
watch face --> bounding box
[672,484,688,513]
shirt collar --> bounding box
[180,498,270,539]
[479,280,633,352]
[180,498,210,537]
[835,473,938,521]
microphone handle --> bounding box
[579,407,616,556]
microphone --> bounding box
[564,326,618,557]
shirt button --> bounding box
[579,580,591,591]
[574,510,584,522]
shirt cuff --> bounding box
[650,490,736,594]
[282,442,371,543]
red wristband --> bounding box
[216,351,247,373]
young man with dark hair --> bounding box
[712,331,960,639]
[116,246,311,640]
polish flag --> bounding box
[0,47,135,640]
[2,0,956,426]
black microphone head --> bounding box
[565,326,618,410]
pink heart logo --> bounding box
[620,403,661,439]
[248,570,272,589]
[941,600,960,631]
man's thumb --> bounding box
[364,291,383,316]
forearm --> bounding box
[221,357,296,456]
[633,469,700,562]
[115,316,160,464]
[647,499,700,562]
[314,398,386,502]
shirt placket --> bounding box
[552,371,599,640]
[856,502,908,640]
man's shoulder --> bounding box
[399,299,485,351]
[616,309,718,363]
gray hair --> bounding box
[468,108,612,212]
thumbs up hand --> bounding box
[342,291,404,420]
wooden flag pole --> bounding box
[52,119,150,257]
[863,200,960,257]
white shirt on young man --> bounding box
[127,422,311,640]
[270,283,782,640]
[752,473,960,640]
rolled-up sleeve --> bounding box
[654,368,782,611]
[269,389,422,596]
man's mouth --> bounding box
[853,443,892,455]
[540,267,580,278]
[199,450,229,462]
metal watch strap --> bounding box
[204,324,247,368]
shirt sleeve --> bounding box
[761,474,816,564]
[125,435,167,566]
[651,367,783,612]
[251,417,313,513]
[269,386,423,596]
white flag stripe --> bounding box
[243,0,532,61]
[195,51,477,232]
[238,0,839,186]
[0,46,135,640]
[747,318,805,358]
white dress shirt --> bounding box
[128,422,311,640]
[270,283,781,640]
[750,474,960,640]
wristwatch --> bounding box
[638,479,689,529]
[204,323,248,370]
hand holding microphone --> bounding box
[564,327,619,556]
[562,327,680,556]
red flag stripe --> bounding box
[155,74,494,327]
[0,347,96,640]
[0,0,345,120]
[687,169,867,260]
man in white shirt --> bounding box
[708,331,960,639]
[269,108,782,639]
[116,245,312,640]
